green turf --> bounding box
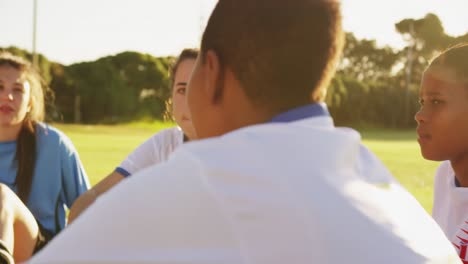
[55,123,439,213]
[360,129,440,213]
[53,121,174,186]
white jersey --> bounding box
[31,116,459,264]
[433,160,468,261]
[116,126,184,176]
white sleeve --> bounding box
[432,161,451,225]
[30,149,241,264]
[117,127,182,176]
[357,144,396,184]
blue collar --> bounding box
[455,176,461,187]
[270,103,329,123]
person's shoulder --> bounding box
[35,122,62,141]
[164,126,183,138]
[147,126,183,147]
[437,160,452,172]
[175,123,295,162]
[435,160,453,180]
[35,123,76,151]
[180,119,345,156]
[151,126,183,140]
[357,144,395,184]
[171,129,240,165]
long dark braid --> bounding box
[0,52,45,204]
[15,119,37,203]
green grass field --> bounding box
[53,122,174,185]
[54,123,440,213]
[361,129,440,212]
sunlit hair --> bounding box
[428,42,468,86]
[0,51,45,203]
[164,48,199,121]
[200,0,344,112]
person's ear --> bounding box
[23,80,33,113]
[204,50,225,104]
[26,96,32,113]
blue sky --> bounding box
[1,0,467,65]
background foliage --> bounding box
[2,13,467,126]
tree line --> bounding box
[1,47,173,123]
[2,13,467,127]
[328,13,468,128]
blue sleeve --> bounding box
[59,135,90,208]
[115,167,131,177]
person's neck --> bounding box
[227,102,275,132]
[0,123,22,142]
[451,157,468,187]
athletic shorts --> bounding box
[33,221,54,254]
[0,240,13,264]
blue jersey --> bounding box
[0,123,90,235]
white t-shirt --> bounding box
[116,126,184,177]
[31,116,459,264]
[433,160,468,260]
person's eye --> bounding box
[418,98,424,106]
[431,99,442,105]
[13,86,25,94]
[177,87,186,95]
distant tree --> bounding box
[1,46,53,84]
[61,52,172,123]
[338,33,399,82]
[45,62,84,123]
[0,46,174,123]
[394,13,466,126]
[3,12,465,127]
[396,14,449,57]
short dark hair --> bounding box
[164,48,199,121]
[429,42,468,86]
[200,0,343,112]
[169,48,199,90]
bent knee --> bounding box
[0,184,17,214]
[0,183,34,229]
[0,184,16,201]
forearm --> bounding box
[68,171,124,223]
[93,171,126,195]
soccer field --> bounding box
[55,123,439,213]
[361,129,439,213]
